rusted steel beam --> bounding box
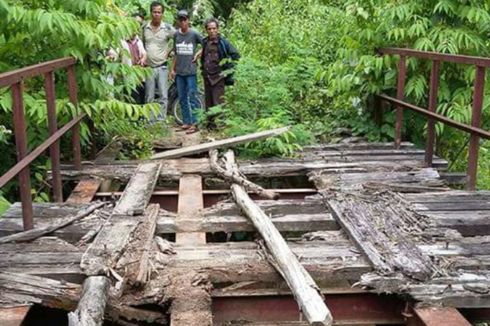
[395,56,407,149]
[467,66,486,191]
[0,57,76,88]
[212,293,405,324]
[425,60,440,167]
[0,114,86,189]
[407,307,472,326]
[44,71,62,202]
[378,48,490,67]
[378,95,490,140]
[67,65,82,170]
[11,82,33,230]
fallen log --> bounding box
[151,126,289,159]
[224,150,333,326]
[209,149,279,200]
[68,276,110,326]
[0,202,106,244]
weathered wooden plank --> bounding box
[303,142,415,151]
[176,174,206,245]
[414,202,490,211]
[0,306,31,326]
[66,179,102,204]
[0,202,106,244]
[151,126,289,159]
[113,163,162,216]
[325,191,437,280]
[0,272,167,324]
[310,168,443,190]
[0,202,337,237]
[1,202,89,219]
[359,273,490,308]
[115,204,159,287]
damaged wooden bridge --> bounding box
[2,48,490,326]
[2,134,490,326]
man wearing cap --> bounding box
[169,10,203,134]
[142,1,175,121]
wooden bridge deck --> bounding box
[0,140,489,325]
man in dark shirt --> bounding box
[200,18,240,113]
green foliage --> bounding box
[0,0,158,201]
[0,193,10,215]
[222,0,490,188]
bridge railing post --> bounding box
[425,60,440,167]
[395,56,407,149]
[11,82,34,230]
[467,65,486,191]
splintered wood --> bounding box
[325,190,437,280]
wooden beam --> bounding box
[171,174,210,326]
[176,174,206,245]
[66,179,102,204]
[113,163,162,216]
[225,151,333,326]
[0,306,31,326]
[151,126,289,159]
[0,202,106,244]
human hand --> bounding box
[169,70,176,81]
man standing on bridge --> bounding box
[142,1,175,121]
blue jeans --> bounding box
[176,74,201,125]
[145,66,168,120]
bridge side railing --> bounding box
[377,48,490,190]
[0,57,85,230]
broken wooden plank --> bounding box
[68,276,110,326]
[151,126,290,159]
[325,190,437,280]
[0,202,106,244]
[115,204,159,287]
[310,168,443,190]
[176,174,206,245]
[359,273,490,308]
[0,272,167,324]
[113,163,162,216]
[224,151,332,326]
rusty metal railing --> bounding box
[377,48,490,190]
[0,57,86,230]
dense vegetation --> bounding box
[0,0,489,211]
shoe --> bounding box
[179,124,191,130]
[185,126,198,134]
